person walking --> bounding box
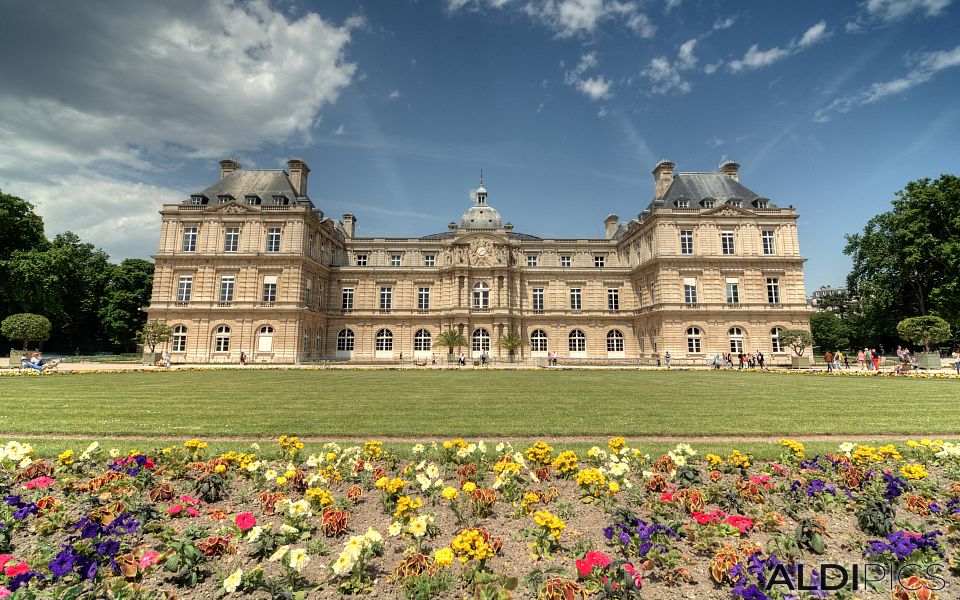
[824,350,834,373]
[664,350,671,368]
[240,351,247,366]
[757,351,765,370]
[458,351,466,367]
[162,351,171,369]
[857,349,866,370]
[712,353,720,370]
[953,348,960,374]
[834,350,844,371]
[871,348,880,371]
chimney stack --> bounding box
[719,160,740,182]
[219,159,241,179]
[342,213,356,238]
[603,214,619,239]
[287,158,310,197]
[652,160,675,200]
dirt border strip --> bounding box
[3,432,958,443]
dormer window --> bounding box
[245,195,261,206]
[727,199,742,208]
[702,199,715,208]
[217,195,234,204]
[675,200,689,208]
[753,198,769,208]
[189,195,207,205]
[273,195,290,206]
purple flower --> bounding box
[49,550,77,578]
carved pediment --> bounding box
[207,201,255,214]
[703,204,754,217]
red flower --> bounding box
[623,563,644,587]
[0,555,12,568]
[575,550,611,576]
[691,510,726,525]
[24,476,53,490]
[167,504,183,516]
[4,561,30,577]
[724,515,754,533]
[660,491,675,502]
[235,512,256,532]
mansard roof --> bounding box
[188,170,306,204]
[652,172,774,209]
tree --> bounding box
[897,315,951,352]
[779,329,813,356]
[496,332,527,356]
[845,175,960,345]
[433,329,467,355]
[1,313,52,350]
[810,311,850,352]
[0,190,47,256]
[139,322,173,353]
[99,259,155,350]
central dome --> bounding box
[460,204,502,229]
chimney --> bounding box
[342,213,356,238]
[287,158,310,197]
[603,214,619,239]
[719,160,740,182]
[219,159,241,179]
[652,160,675,200]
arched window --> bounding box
[473,282,490,308]
[376,329,393,352]
[214,325,230,352]
[257,325,274,352]
[771,327,784,353]
[607,330,624,353]
[414,329,432,352]
[686,327,702,354]
[729,327,745,354]
[172,325,187,352]
[569,329,586,352]
[472,328,490,352]
[337,329,355,352]
[315,330,323,353]
[530,329,548,353]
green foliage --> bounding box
[675,465,702,486]
[99,259,154,350]
[496,331,526,354]
[193,473,227,503]
[897,315,952,352]
[402,569,455,600]
[0,190,46,255]
[139,322,173,353]
[163,538,206,586]
[856,497,895,536]
[779,328,813,356]
[433,329,467,354]
[1,312,52,349]
[845,174,960,344]
[794,517,826,554]
[810,311,850,352]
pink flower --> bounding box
[167,504,183,516]
[575,550,612,576]
[4,561,30,577]
[24,476,53,490]
[0,555,12,568]
[186,507,199,517]
[235,512,256,532]
[623,563,644,587]
[138,550,160,569]
[724,515,754,534]
[0,586,11,598]
[691,510,726,525]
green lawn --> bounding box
[1,369,956,438]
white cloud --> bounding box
[727,21,829,73]
[664,0,682,12]
[0,1,358,260]
[641,39,698,95]
[814,44,960,121]
[713,16,736,30]
[334,124,346,135]
[846,0,951,31]
[564,51,613,100]
[388,90,402,99]
[706,137,726,148]
[597,106,609,117]
[704,61,723,74]
[452,0,655,38]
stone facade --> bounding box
[146,159,811,364]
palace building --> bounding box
[146,158,811,364]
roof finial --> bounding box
[480,168,484,186]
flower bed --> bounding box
[0,437,959,598]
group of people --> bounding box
[19,353,58,372]
[711,351,766,370]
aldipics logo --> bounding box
[763,563,945,594]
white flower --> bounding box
[18,457,32,469]
[408,516,427,538]
[269,545,290,561]
[673,455,687,467]
[412,443,425,454]
[425,464,440,479]
[332,553,355,576]
[289,548,310,572]
[246,526,263,542]
[280,524,299,535]
[415,460,426,471]
[477,440,487,453]
[264,469,278,480]
[838,442,855,456]
[306,454,319,467]
[496,442,505,452]
[364,527,383,544]
[389,521,402,536]
[416,473,431,490]
[250,442,261,450]
[246,460,261,472]
[110,448,120,458]
[287,500,312,518]
[223,567,243,593]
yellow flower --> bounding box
[705,453,723,467]
[364,440,384,459]
[779,438,805,458]
[728,450,751,468]
[214,464,227,474]
[275,476,288,486]
[434,547,454,567]
[289,548,310,572]
[533,509,566,540]
[462,481,477,493]
[451,528,494,563]
[223,567,243,593]
[393,496,423,519]
[608,481,620,494]
[525,441,554,465]
[57,449,75,466]
[441,486,459,501]
[551,450,579,475]
[608,437,626,453]
[900,464,929,480]
[305,487,334,508]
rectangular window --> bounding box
[703,199,715,208]
[265,227,281,252]
[594,255,605,268]
[527,255,538,267]
[560,255,571,267]
[307,234,314,257]
[762,230,776,255]
[725,278,740,304]
[417,287,430,310]
[424,254,436,267]
[219,276,235,302]
[224,227,239,252]
[182,227,197,252]
[676,200,690,208]
[683,277,698,304]
[172,330,186,352]
[356,253,368,266]
[648,283,655,305]
[176,275,192,302]
[721,231,735,255]
[262,276,277,302]
[680,230,694,254]
[569,288,581,311]
[380,286,392,310]
[532,287,544,311]
[767,278,781,304]
[607,288,620,311]
[341,287,354,310]
[305,279,312,305]
[390,254,401,267]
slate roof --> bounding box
[186,170,306,204]
[651,172,774,209]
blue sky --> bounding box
[0,0,958,290]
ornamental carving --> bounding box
[711,206,743,217]
[468,238,495,266]
[211,203,251,214]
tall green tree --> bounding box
[810,311,850,353]
[99,259,155,350]
[0,190,47,255]
[844,174,960,345]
